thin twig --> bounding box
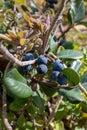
[2,61,13,130]
[47,96,63,125]
[0,44,36,66]
[58,25,73,40]
[78,83,87,96]
[33,78,68,88]
[41,0,67,54]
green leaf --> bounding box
[49,35,57,54]
[68,9,74,25]
[63,68,79,86]
[74,0,85,23]
[28,104,37,116]
[57,49,83,59]
[70,0,85,23]
[17,114,26,128]
[62,41,74,49]
[80,73,87,83]
[9,98,27,111]
[3,68,33,98]
[32,90,45,111]
[42,85,57,97]
[81,102,87,113]
[79,21,87,27]
[58,87,86,104]
[71,60,82,72]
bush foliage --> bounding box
[0,0,87,130]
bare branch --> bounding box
[0,44,36,66]
[2,61,12,130]
[47,96,63,125]
[58,25,73,40]
[41,0,67,54]
[2,87,13,130]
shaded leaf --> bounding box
[63,68,80,86]
[32,89,45,111]
[42,85,57,97]
[62,41,74,49]
[9,98,27,111]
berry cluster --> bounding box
[23,53,67,85]
[23,53,48,74]
[51,60,67,85]
[37,55,48,74]
[23,53,34,71]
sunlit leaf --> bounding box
[71,60,83,72]
[20,38,26,46]
[57,49,83,59]
[14,0,25,4]
[0,34,12,41]
[17,31,24,38]
[7,30,17,38]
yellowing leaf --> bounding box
[39,23,45,33]
[82,112,87,118]
[8,30,17,39]
[82,93,87,100]
[14,54,21,59]
[14,0,25,4]
[23,14,34,28]
[26,43,34,52]
[17,31,24,38]
[20,38,26,46]
[0,34,12,41]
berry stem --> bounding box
[0,44,36,66]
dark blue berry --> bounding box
[37,64,48,74]
[53,60,64,71]
[51,71,60,81]
[53,36,57,42]
[46,0,58,4]
[37,55,48,65]
[49,4,54,8]
[58,39,66,46]
[24,65,32,71]
[58,75,67,85]
[25,53,34,61]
